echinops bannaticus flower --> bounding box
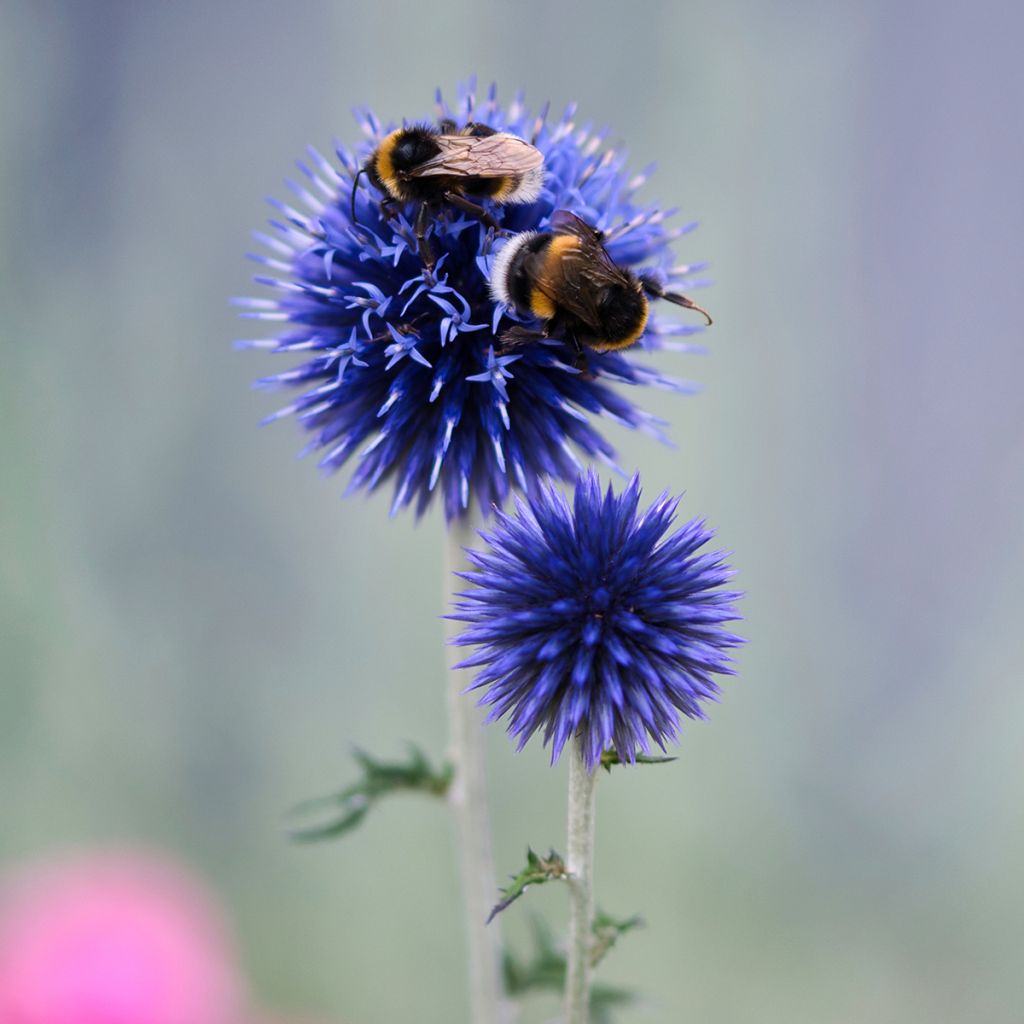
[450,473,742,770]
[238,80,709,522]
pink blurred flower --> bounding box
[0,851,243,1024]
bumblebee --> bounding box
[490,211,712,365]
[353,120,545,270]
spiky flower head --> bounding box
[450,472,742,770]
[237,80,709,522]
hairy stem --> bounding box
[564,741,598,1024]
[444,520,507,1024]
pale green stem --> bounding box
[444,519,508,1024]
[564,740,598,1024]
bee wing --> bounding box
[409,133,544,179]
[539,213,637,329]
[548,210,606,245]
[523,248,604,330]
[548,211,626,276]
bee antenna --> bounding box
[639,273,713,326]
[661,291,713,326]
[350,166,366,226]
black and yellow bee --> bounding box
[490,211,712,366]
[352,120,545,270]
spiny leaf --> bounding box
[590,985,638,1024]
[502,916,565,994]
[591,909,644,968]
[488,848,568,923]
[503,917,638,1023]
[289,744,453,843]
[599,749,678,772]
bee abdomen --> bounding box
[501,166,544,205]
[490,231,552,312]
[462,175,512,198]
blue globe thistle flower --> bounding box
[237,80,710,522]
[450,473,743,770]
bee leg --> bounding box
[413,202,437,272]
[540,313,563,341]
[566,333,595,377]
[495,326,545,354]
[366,313,429,345]
[379,197,400,222]
[441,192,501,231]
[638,272,713,326]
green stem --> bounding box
[444,519,507,1024]
[564,740,598,1024]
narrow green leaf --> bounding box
[487,848,568,923]
[503,917,639,1023]
[599,749,678,772]
[289,744,453,843]
[502,916,566,994]
[590,909,644,968]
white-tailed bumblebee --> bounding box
[490,211,712,365]
[353,120,545,270]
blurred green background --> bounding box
[2,1,1022,1021]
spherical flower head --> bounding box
[238,79,709,522]
[0,852,243,1024]
[450,472,743,770]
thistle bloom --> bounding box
[238,80,709,522]
[450,473,742,770]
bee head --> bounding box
[352,131,403,223]
[599,283,649,348]
[386,126,441,177]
